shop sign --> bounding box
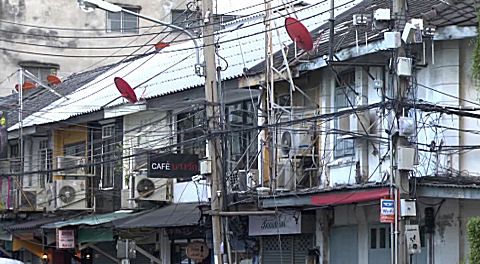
[186,241,209,262]
[248,211,301,236]
[380,199,395,223]
[57,229,75,249]
[148,153,199,178]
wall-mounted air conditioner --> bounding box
[278,127,313,157]
[56,179,87,210]
[56,156,86,175]
[338,109,370,137]
[134,175,170,202]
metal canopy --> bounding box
[113,203,202,229]
[41,211,133,229]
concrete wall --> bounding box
[315,198,480,264]
[0,0,188,96]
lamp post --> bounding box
[77,0,203,76]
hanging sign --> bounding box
[248,211,301,236]
[148,153,199,178]
[57,229,75,249]
[186,241,209,262]
[380,199,395,223]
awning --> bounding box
[13,237,43,258]
[6,217,62,232]
[78,228,114,243]
[41,210,133,229]
[114,203,202,229]
[310,188,390,205]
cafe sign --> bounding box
[148,153,199,178]
[57,229,75,249]
[248,211,301,236]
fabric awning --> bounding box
[114,203,202,229]
[41,210,133,229]
[310,188,390,205]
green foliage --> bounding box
[467,217,480,264]
[473,7,480,85]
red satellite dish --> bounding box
[114,77,138,103]
[47,74,62,86]
[15,82,36,92]
[285,17,313,52]
[154,41,170,51]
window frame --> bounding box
[100,124,116,189]
[333,71,356,158]
[19,61,59,86]
[106,6,140,34]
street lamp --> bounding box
[77,0,204,76]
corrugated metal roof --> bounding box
[9,0,360,130]
[41,210,133,229]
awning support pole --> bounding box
[136,245,162,264]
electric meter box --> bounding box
[374,8,391,21]
[400,199,417,217]
[397,147,415,171]
[384,32,401,49]
[397,57,413,76]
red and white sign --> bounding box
[380,199,395,223]
[57,229,75,249]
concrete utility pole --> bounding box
[202,0,224,263]
[393,0,409,263]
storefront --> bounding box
[248,210,316,264]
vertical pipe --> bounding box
[18,69,23,209]
[328,0,335,61]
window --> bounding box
[64,141,86,157]
[176,110,205,157]
[101,124,117,188]
[369,226,391,249]
[107,6,140,33]
[9,144,20,173]
[20,62,59,86]
[38,139,53,187]
[225,100,257,171]
[334,71,356,158]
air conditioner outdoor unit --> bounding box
[56,156,86,175]
[278,127,313,157]
[134,175,170,202]
[56,179,87,210]
[338,109,370,137]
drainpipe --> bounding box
[328,0,335,61]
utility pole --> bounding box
[201,0,223,263]
[392,0,409,263]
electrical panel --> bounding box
[384,32,401,49]
[400,199,416,217]
[353,14,367,26]
[396,57,413,77]
[397,147,415,171]
[374,9,391,21]
[405,225,422,255]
